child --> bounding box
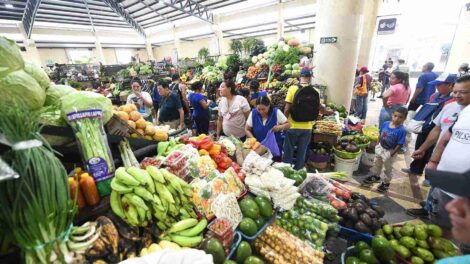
[363,107,408,192]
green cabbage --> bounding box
[60,91,113,123]
[0,70,45,110]
[45,84,77,106]
[0,37,24,78]
[24,61,50,90]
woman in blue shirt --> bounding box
[249,80,267,107]
[188,81,211,135]
[245,95,290,157]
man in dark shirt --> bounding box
[408,62,438,111]
[170,74,190,125]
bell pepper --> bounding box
[212,153,224,164]
[199,149,209,156]
[217,168,226,173]
[208,144,222,156]
[218,156,232,169]
[189,139,200,149]
[199,136,213,150]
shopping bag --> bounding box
[260,130,280,157]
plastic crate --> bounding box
[238,210,277,241]
[226,231,242,260]
[341,246,355,264]
[338,225,373,244]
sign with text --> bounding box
[378,18,397,35]
[320,37,338,44]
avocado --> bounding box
[400,225,414,237]
[235,241,252,263]
[365,208,378,219]
[224,261,237,264]
[410,256,424,264]
[203,238,226,264]
[346,256,361,264]
[355,221,372,234]
[399,236,417,249]
[355,241,370,254]
[254,196,273,218]
[415,227,428,241]
[243,256,264,264]
[382,224,393,235]
[432,249,450,259]
[254,217,266,229]
[359,249,378,264]
[370,218,380,232]
[412,247,435,262]
[372,236,395,263]
[393,244,411,258]
[360,213,372,227]
[347,208,359,222]
[239,218,258,237]
[354,202,366,214]
[393,227,402,239]
[416,240,429,249]
[371,204,385,217]
[239,198,260,219]
[427,224,443,238]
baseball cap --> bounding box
[300,68,312,77]
[428,73,458,86]
[426,168,470,198]
[359,66,369,73]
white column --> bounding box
[313,0,365,110]
[212,15,225,55]
[146,40,154,61]
[357,0,380,68]
[276,1,284,40]
[445,3,470,72]
[18,22,42,66]
[93,32,106,65]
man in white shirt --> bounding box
[407,75,470,222]
[396,59,410,74]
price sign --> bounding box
[320,37,338,44]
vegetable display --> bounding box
[339,193,387,234]
[314,120,343,137]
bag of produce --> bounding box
[299,173,334,198]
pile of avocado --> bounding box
[341,135,370,146]
[339,193,387,234]
[223,241,265,264]
[238,196,274,237]
[345,237,396,264]
[326,102,347,118]
[375,222,458,263]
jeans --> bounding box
[355,95,368,120]
[378,104,405,129]
[283,129,312,170]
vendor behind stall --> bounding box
[157,80,184,129]
[127,79,153,121]
[249,80,267,107]
[189,81,211,135]
[245,95,290,157]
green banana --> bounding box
[179,192,189,204]
[176,219,207,237]
[153,199,165,212]
[124,193,149,210]
[153,194,163,206]
[178,208,190,219]
[146,211,152,221]
[115,167,140,186]
[110,191,125,219]
[182,185,193,197]
[153,207,167,221]
[136,206,146,223]
[146,166,165,183]
[156,222,167,231]
[161,169,185,194]
[168,203,178,217]
[166,184,177,197]
[126,167,148,185]
[133,186,155,202]
[170,235,203,247]
[126,203,139,226]
[155,182,175,204]
[161,198,169,212]
[168,218,198,233]
[111,178,133,193]
[173,195,181,207]
[183,204,197,218]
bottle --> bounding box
[68,177,86,209]
[79,173,100,206]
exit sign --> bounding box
[320,37,338,44]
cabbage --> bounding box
[0,37,24,78]
[24,61,50,90]
[60,91,113,123]
[45,84,77,106]
[0,70,45,110]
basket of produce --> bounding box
[333,144,362,159]
[313,120,343,136]
[340,134,370,149]
[363,126,379,143]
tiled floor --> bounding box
[343,93,428,211]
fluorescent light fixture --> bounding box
[5,3,14,8]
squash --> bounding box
[116,111,129,121]
[145,125,156,136]
[129,111,142,122]
[135,118,147,129]
[127,120,136,129]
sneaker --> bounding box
[422,179,431,187]
[406,208,429,219]
[370,98,376,101]
[401,168,422,175]
[377,182,390,193]
[362,175,381,185]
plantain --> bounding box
[110,191,125,219]
[108,213,140,241]
[136,206,146,223]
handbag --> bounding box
[260,130,280,157]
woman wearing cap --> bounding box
[127,79,154,121]
[245,95,290,158]
[217,79,251,140]
[354,66,372,123]
[378,71,411,128]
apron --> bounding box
[252,107,283,155]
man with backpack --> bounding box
[283,68,329,170]
[170,74,191,127]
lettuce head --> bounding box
[24,61,50,90]
[0,70,45,110]
[45,84,77,106]
[0,37,24,78]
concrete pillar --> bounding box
[445,3,470,72]
[17,22,42,66]
[212,15,225,56]
[313,0,365,110]
[93,32,106,65]
[276,1,284,40]
[146,40,154,60]
[357,0,380,68]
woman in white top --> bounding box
[127,79,153,121]
[217,79,251,140]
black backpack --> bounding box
[291,84,320,122]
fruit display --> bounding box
[238,196,274,238]
[110,166,197,230]
[275,165,307,186]
[325,102,347,119]
[375,223,458,262]
[160,218,207,247]
[338,193,387,234]
[254,223,324,264]
[344,237,396,264]
[314,120,343,136]
[340,134,370,148]
[363,126,380,143]
[207,218,235,252]
[276,197,339,251]
[334,138,362,159]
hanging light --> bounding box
[4,0,14,8]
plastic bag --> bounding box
[0,157,19,181]
[299,173,333,197]
[261,130,280,157]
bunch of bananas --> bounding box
[161,218,208,247]
[110,166,197,230]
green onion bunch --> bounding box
[0,106,77,263]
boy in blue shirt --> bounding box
[363,107,408,192]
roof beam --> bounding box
[102,0,146,38]
[22,0,42,38]
[159,0,214,24]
